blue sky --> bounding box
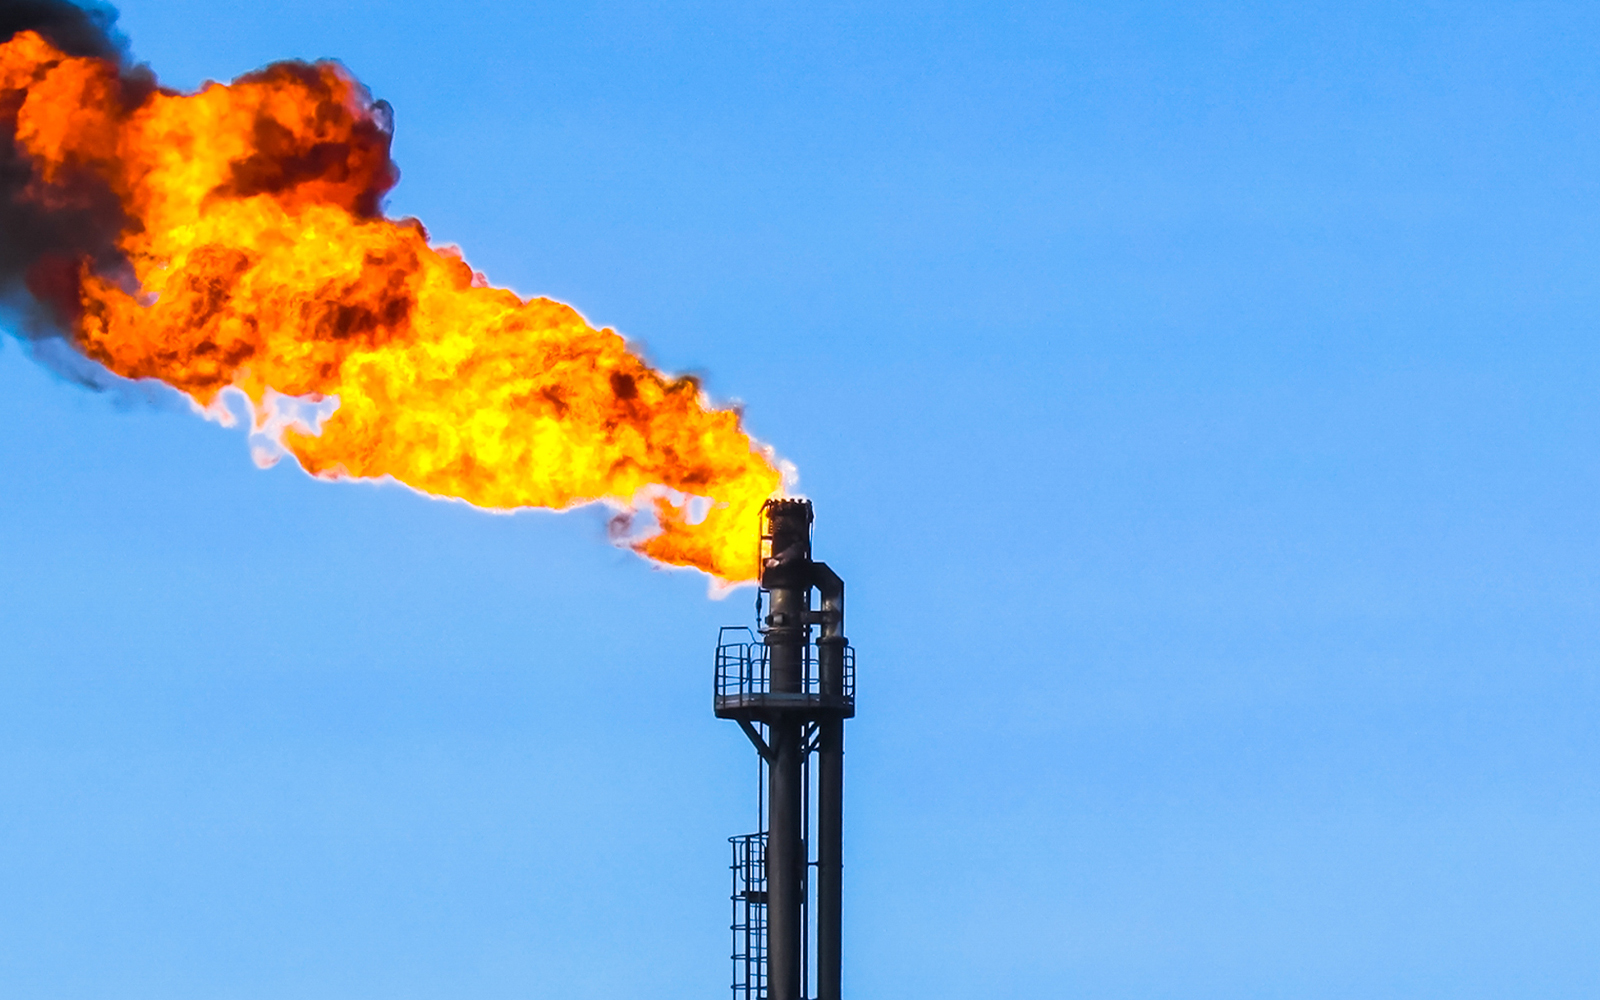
[3,1,1599,996]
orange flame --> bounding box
[0,31,783,582]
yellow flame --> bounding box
[1,33,782,581]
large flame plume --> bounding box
[0,9,783,582]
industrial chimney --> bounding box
[715,499,853,1000]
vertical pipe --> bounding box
[812,561,846,1000]
[815,717,843,1000]
[765,573,807,1000]
[766,718,803,1000]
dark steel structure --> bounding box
[716,499,854,1000]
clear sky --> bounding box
[2,1,1599,997]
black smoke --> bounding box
[0,0,139,386]
[0,0,125,61]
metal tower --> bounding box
[715,499,853,1000]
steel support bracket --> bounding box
[738,719,775,762]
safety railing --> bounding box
[714,627,855,718]
[730,833,768,1000]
